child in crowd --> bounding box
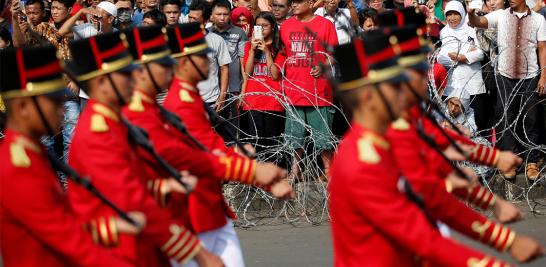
[358,8,377,31]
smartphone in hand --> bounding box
[253,25,263,40]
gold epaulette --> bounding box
[9,136,41,168]
[91,103,119,132]
[391,118,410,131]
[91,114,108,132]
[92,103,119,122]
[357,133,390,164]
[179,89,194,103]
[128,92,145,112]
[129,91,155,112]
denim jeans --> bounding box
[41,100,80,184]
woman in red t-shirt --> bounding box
[241,12,285,155]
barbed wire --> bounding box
[0,36,543,227]
[430,36,546,215]
[225,36,545,227]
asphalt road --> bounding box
[238,202,546,267]
[1,203,543,267]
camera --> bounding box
[417,0,427,5]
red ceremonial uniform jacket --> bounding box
[329,123,510,267]
[0,129,133,267]
[67,100,201,266]
[163,78,238,233]
[242,42,284,112]
[122,90,256,229]
[401,105,503,213]
[277,15,338,107]
[387,118,516,253]
[408,105,500,175]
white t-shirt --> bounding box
[314,7,352,45]
[485,8,546,79]
[73,24,98,99]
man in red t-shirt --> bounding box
[278,0,338,179]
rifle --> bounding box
[121,116,193,192]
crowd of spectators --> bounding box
[0,0,545,180]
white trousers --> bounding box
[175,218,246,267]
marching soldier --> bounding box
[377,7,534,223]
[119,25,293,239]
[329,30,517,266]
[0,46,137,266]
[380,23,544,263]
[63,31,221,266]
[162,22,269,267]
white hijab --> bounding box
[443,1,471,36]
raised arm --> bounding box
[58,8,99,37]
[468,9,489,29]
[345,0,359,26]
[10,1,27,47]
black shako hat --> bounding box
[166,22,210,58]
[121,25,175,66]
[66,31,138,82]
[0,46,68,99]
[382,25,430,71]
[333,30,408,91]
[377,7,428,37]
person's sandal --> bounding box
[525,163,540,181]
